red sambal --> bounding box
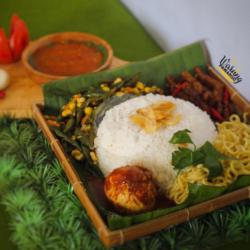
[31,40,104,76]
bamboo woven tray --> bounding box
[32,66,250,247]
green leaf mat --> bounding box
[0,117,249,250]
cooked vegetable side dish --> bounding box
[46,66,250,216]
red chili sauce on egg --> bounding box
[31,40,104,76]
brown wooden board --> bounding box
[0,57,127,118]
[32,66,250,247]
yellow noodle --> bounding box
[169,114,250,204]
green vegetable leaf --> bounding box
[198,141,229,178]
[169,129,193,145]
[171,138,230,178]
[74,128,93,149]
[199,141,229,160]
[52,127,81,150]
[172,148,193,170]
[192,150,204,164]
[204,156,223,179]
[63,116,75,133]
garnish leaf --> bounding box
[170,131,231,178]
[198,141,229,160]
[172,148,194,170]
[169,129,193,145]
[204,156,223,179]
[192,150,204,165]
[198,141,229,178]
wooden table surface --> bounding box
[0,57,127,118]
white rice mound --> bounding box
[95,94,217,194]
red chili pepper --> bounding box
[0,28,13,64]
[172,82,188,96]
[210,108,224,122]
[223,87,230,105]
[0,90,6,99]
[9,14,29,61]
[10,14,20,35]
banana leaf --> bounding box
[42,41,250,230]
[107,204,186,230]
[43,41,208,114]
[227,175,250,191]
[106,184,228,230]
[106,176,250,230]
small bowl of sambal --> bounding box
[22,32,113,84]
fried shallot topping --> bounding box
[130,101,181,133]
